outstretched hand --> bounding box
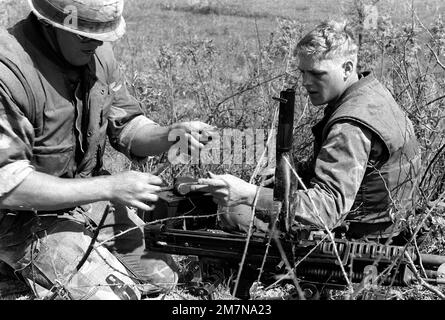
[170,121,217,147]
[107,171,163,211]
[194,172,258,207]
[168,121,217,163]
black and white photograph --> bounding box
[0,0,444,309]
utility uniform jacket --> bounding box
[290,72,421,239]
[0,14,155,206]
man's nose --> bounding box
[83,40,103,52]
[82,38,103,48]
[90,39,104,47]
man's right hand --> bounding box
[107,171,163,211]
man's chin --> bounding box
[65,52,95,66]
[309,98,325,106]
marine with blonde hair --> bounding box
[199,20,421,244]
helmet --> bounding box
[27,0,126,42]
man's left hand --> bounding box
[168,121,217,154]
[195,172,258,207]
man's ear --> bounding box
[342,60,354,79]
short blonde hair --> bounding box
[295,20,358,62]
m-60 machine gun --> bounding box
[145,224,445,299]
[144,89,445,300]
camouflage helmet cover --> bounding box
[27,0,126,42]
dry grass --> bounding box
[0,0,444,300]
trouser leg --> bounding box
[86,201,179,295]
[0,213,140,300]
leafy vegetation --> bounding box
[1,0,444,300]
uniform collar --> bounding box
[325,71,375,116]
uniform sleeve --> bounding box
[0,85,35,197]
[289,122,372,229]
[295,157,315,187]
[102,43,159,159]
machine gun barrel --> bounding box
[418,253,445,267]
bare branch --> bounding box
[283,156,354,293]
[426,43,445,72]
